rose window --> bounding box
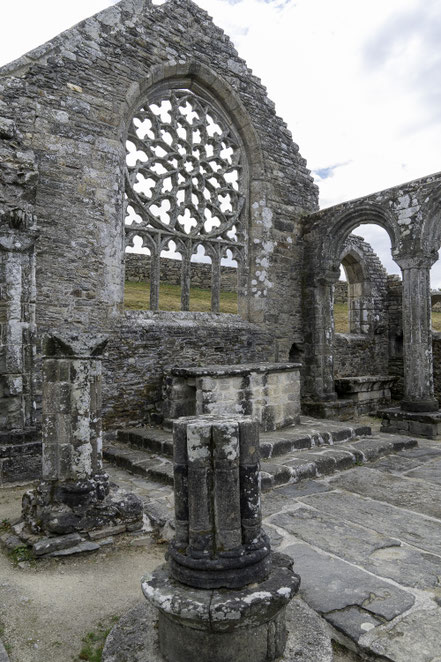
[124,88,246,312]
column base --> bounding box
[380,407,441,439]
[22,475,143,536]
[142,553,300,662]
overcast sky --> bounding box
[1,0,440,283]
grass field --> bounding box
[334,302,441,333]
[125,284,441,330]
[124,280,238,313]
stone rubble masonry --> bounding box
[125,253,238,293]
[103,312,274,430]
[0,0,318,433]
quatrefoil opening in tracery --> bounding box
[125,89,245,240]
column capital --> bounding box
[314,268,340,286]
[393,251,438,270]
[43,332,109,359]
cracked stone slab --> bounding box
[261,480,331,516]
[371,454,422,473]
[329,466,441,519]
[299,491,441,557]
[359,608,441,662]
[397,445,441,461]
[285,542,415,621]
[405,458,441,486]
[325,605,382,643]
[271,506,441,590]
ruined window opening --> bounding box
[334,229,391,336]
[124,86,246,313]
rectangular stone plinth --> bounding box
[335,376,396,415]
[380,407,441,439]
[163,363,301,432]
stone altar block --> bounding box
[163,362,301,432]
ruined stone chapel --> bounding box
[1,0,441,481]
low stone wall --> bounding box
[334,333,388,378]
[334,281,348,304]
[102,311,274,431]
[125,253,238,292]
[0,429,41,484]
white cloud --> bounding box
[1,0,440,282]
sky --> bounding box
[1,0,441,283]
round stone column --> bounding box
[397,254,439,412]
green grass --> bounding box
[76,619,118,662]
[334,302,441,333]
[124,280,238,314]
[9,545,34,567]
[334,302,350,333]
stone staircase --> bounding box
[104,417,418,492]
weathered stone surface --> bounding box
[329,466,441,519]
[32,532,82,556]
[371,454,422,473]
[405,457,441,485]
[272,507,441,590]
[142,559,300,662]
[300,491,441,557]
[88,525,126,541]
[284,542,415,620]
[48,541,100,557]
[326,606,382,643]
[360,608,441,662]
[102,596,333,662]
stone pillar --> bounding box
[143,416,300,662]
[0,210,38,433]
[397,255,438,412]
[304,271,339,402]
[22,332,143,536]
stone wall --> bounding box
[102,311,274,430]
[334,281,347,304]
[125,253,238,292]
[334,333,389,378]
[0,0,318,430]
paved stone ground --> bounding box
[108,436,441,662]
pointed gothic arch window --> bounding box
[124,84,247,312]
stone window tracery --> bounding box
[124,87,247,312]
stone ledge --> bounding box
[167,362,301,377]
[380,407,441,439]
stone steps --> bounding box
[104,420,418,491]
[116,420,372,459]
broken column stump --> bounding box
[21,332,143,541]
[142,416,300,662]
